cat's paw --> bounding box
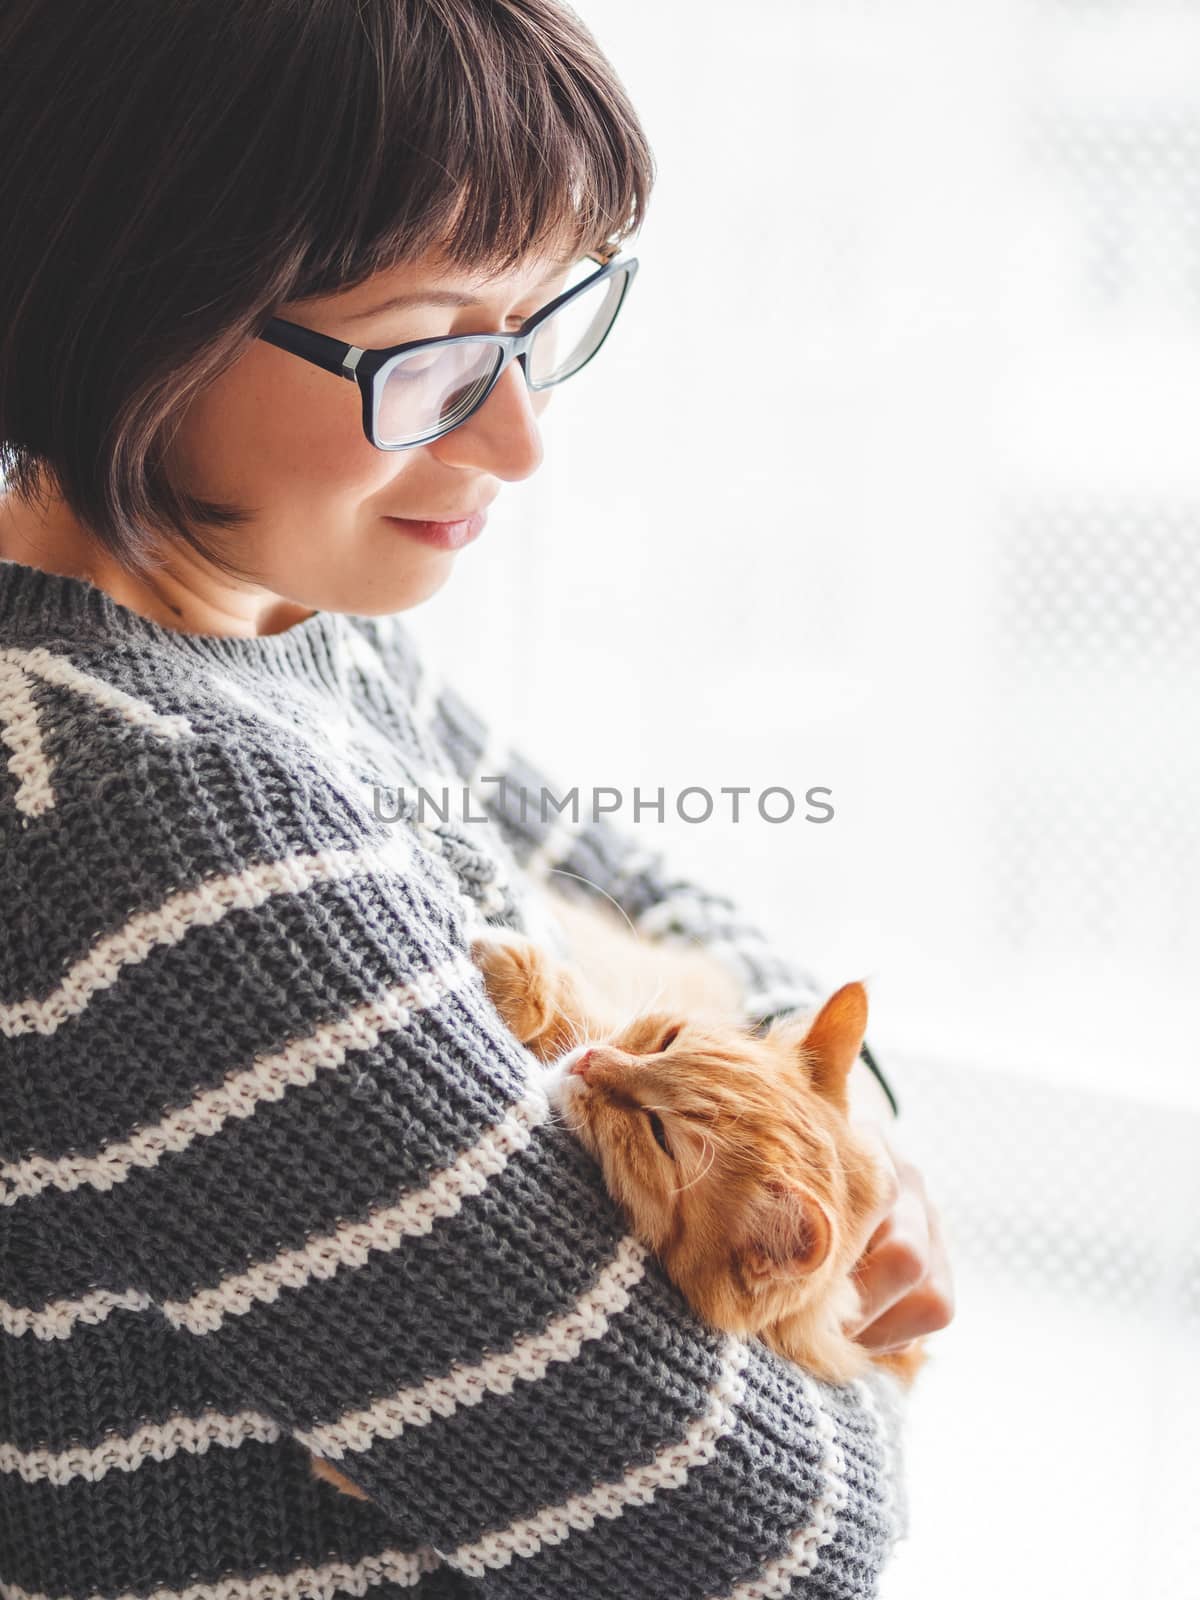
[470,928,557,1044]
[470,924,534,964]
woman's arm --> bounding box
[420,670,901,1117]
[418,664,955,1366]
[6,715,909,1599]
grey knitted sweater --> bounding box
[0,559,910,1600]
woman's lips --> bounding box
[384,509,488,551]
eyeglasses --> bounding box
[257,251,638,451]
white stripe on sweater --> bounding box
[0,646,194,737]
[0,834,425,1038]
[160,1087,550,1336]
[298,1236,649,1458]
[444,1336,751,1579]
[0,1075,546,1340]
[0,1544,437,1600]
[0,1406,283,1485]
[0,647,192,818]
[0,1283,154,1342]
[0,649,499,959]
[0,953,479,1206]
[2,1239,647,1481]
[704,1370,848,1600]
[0,658,56,818]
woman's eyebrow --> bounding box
[342,260,578,323]
[343,287,480,320]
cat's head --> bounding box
[544,982,891,1335]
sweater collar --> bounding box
[0,558,390,698]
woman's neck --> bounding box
[0,485,316,638]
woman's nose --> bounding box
[430,359,546,480]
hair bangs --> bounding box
[284,0,654,303]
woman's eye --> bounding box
[645,1110,674,1157]
[392,359,440,381]
[659,1026,681,1052]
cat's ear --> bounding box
[795,981,869,1110]
[739,1177,833,1287]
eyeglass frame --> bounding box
[256,249,639,451]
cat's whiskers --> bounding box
[545,867,640,940]
[713,1101,747,1136]
[615,980,669,1031]
[670,1136,717,1195]
[563,1014,587,1049]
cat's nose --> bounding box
[570,1049,597,1078]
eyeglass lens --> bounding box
[373,263,630,447]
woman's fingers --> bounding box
[840,1060,956,1351]
[846,1190,956,1351]
[841,1129,956,1346]
[843,1174,929,1337]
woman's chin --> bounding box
[342,549,459,614]
[397,551,458,608]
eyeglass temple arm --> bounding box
[257,249,629,377]
[258,317,359,381]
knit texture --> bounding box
[0,559,910,1600]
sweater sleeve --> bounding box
[9,715,908,1599]
[424,676,900,1118]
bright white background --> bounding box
[405,2,1200,1596]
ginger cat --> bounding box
[472,890,926,1387]
[310,888,924,1502]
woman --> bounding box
[0,3,952,1597]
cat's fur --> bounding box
[310,889,924,1500]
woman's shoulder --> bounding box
[0,618,338,824]
[0,584,513,985]
[0,570,383,791]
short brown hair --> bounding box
[0,0,654,579]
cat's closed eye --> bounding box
[646,1109,674,1157]
[659,1025,681,1052]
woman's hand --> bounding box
[841,1059,956,1353]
